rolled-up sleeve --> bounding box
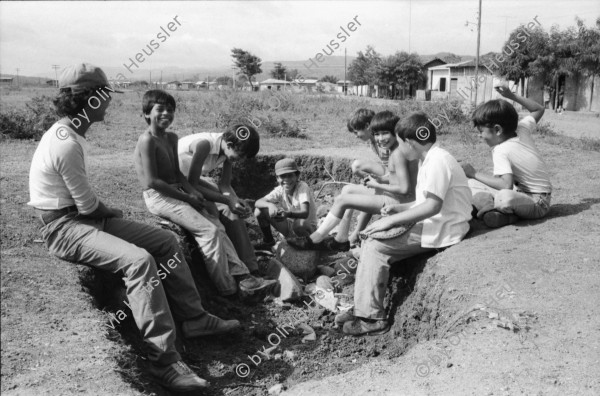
[52,139,99,214]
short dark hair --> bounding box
[471,99,518,136]
[142,90,176,125]
[347,108,375,132]
[395,112,437,144]
[223,123,260,158]
[53,86,104,117]
[370,110,400,134]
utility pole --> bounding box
[474,0,482,107]
[15,68,19,86]
[52,65,60,87]
[344,47,347,95]
[232,66,236,90]
[408,0,412,53]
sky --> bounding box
[1,0,599,79]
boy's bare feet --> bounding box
[148,361,209,391]
[182,313,240,338]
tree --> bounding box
[497,25,551,95]
[348,45,381,96]
[377,52,425,99]
[319,75,338,84]
[288,69,300,80]
[216,76,233,87]
[231,48,262,89]
[270,62,288,80]
[442,53,462,64]
[575,17,600,111]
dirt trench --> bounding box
[80,154,477,395]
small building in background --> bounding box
[426,59,495,105]
[293,78,318,92]
[180,81,196,90]
[259,78,290,91]
[166,81,181,90]
[0,76,14,85]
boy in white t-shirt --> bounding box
[254,158,317,249]
[341,112,472,336]
[460,87,552,228]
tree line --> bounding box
[227,17,600,108]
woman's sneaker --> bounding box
[148,361,209,391]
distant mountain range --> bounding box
[3,53,483,85]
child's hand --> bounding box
[229,197,251,217]
[190,191,205,203]
[494,85,514,99]
[381,204,402,216]
[460,162,477,178]
[267,204,279,217]
[363,176,379,189]
[188,193,205,212]
[363,217,395,235]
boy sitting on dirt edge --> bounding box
[339,112,472,336]
[460,86,552,228]
[134,90,275,297]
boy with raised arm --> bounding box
[135,90,274,297]
[460,86,552,228]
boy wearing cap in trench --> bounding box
[254,158,318,249]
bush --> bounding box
[0,96,57,140]
[262,116,307,139]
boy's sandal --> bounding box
[342,318,390,336]
[359,223,415,241]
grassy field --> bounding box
[2,86,600,395]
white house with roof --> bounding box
[292,78,318,92]
[426,59,500,105]
[337,80,379,97]
[180,81,196,90]
[259,78,290,91]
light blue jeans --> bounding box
[354,223,434,319]
[40,213,206,365]
[468,179,551,219]
[143,188,249,295]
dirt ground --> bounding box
[2,92,599,395]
